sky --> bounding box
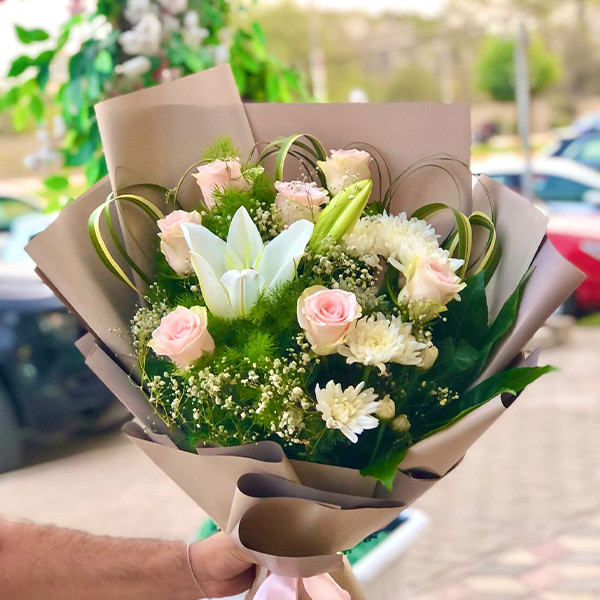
[0,0,447,76]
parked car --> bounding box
[547,130,600,172]
[0,212,120,473]
[0,193,43,257]
[546,214,600,315]
[472,156,600,212]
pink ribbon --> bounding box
[255,573,351,600]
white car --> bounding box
[471,156,600,213]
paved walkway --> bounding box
[415,513,600,599]
[402,326,600,598]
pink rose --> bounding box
[193,158,246,208]
[317,149,372,195]
[275,180,329,225]
[404,257,466,306]
[157,210,202,275]
[297,286,362,355]
[149,306,215,368]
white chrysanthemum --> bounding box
[377,212,439,263]
[338,313,426,373]
[315,380,381,443]
[343,212,441,265]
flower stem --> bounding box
[369,423,386,465]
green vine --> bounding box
[0,1,309,210]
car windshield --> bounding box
[563,136,600,164]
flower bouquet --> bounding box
[26,65,584,599]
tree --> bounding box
[475,34,561,102]
[0,0,309,204]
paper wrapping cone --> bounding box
[26,178,138,369]
[123,420,402,600]
[472,175,550,321]
[94,65,258,296]
[96,64,256,196]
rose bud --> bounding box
[317,149,372,195]
[157,210,203,275]
[275,180,329,225]
[193,158,246,208]
[403,257,466,306]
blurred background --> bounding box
[0,1,599,599]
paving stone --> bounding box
[555,562,600,580]
[498,549,539,567]
[478,562,532,576]
[519,566,562,592]
[563,552,600,563]
[465,575,528,594]
[557,536,600,554]
[539,592,600,600]
[529,539,569,562]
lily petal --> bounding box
[181,223,229,278]
[258,219,314,288]
[189,251,234,319]
[220,268,265,316]
[227,207,264,269]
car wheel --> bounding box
[0,389,23,473]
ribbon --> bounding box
[255,573,351,600]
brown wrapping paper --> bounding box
[245,102,473,220]
[95,65,258,296]
[24,65,586,598]
[472,175,550,321]
[478,238,585,381]
[96,64,256,196]
[26,178,138,368]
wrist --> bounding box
[185,542,207,598]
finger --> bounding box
[191,532,255,582]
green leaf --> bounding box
[184,51,205,73]
[435,271,488,346]
[93,50,113,74]
[477,270,533,374]
[37,63,50,89]
[12,102,30,131]
[452,339,480,371]
[360,448,407,491]
[428,365,555,438]
[44,175,69,191]
[2,87,20,108]
[33,49,55,66]
[15,25,49,44]
[8,55,33,78]
[84,155,107,185]
[29,94,44,121]
[266,71,280,102]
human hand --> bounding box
[188,532,255,598]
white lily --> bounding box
[181,207,314,318]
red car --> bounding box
[546,214,600,314]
